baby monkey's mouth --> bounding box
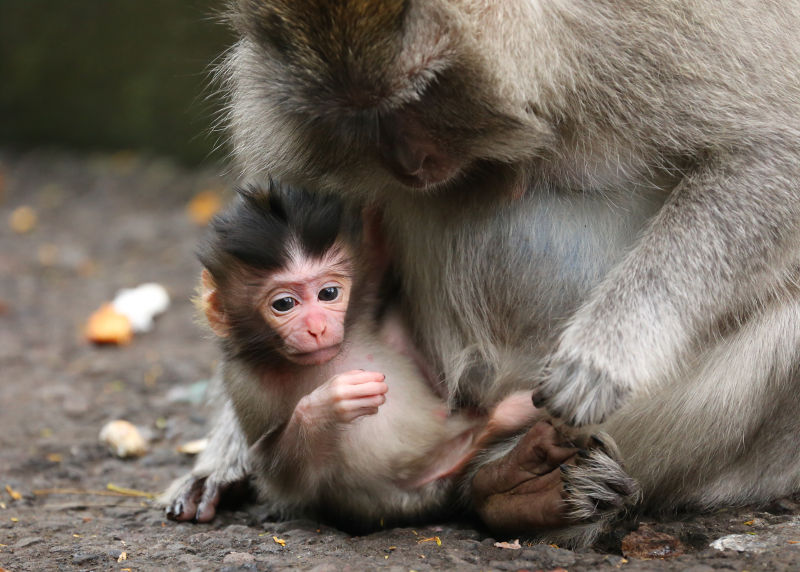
[288,344,343,366]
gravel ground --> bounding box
[2,149,800,571]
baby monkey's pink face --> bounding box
[261,245,353,366]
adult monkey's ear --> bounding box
[199,269,230,338]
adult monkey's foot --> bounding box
[471,420,639,547]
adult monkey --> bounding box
[218,0,800,544]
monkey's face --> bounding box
[259,248,353,366]
[227,0,555,197]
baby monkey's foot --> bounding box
[162,473,250,523]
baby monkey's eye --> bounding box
[318,287,340,302]
[271,297,297,312]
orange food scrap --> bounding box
[187,190,223,225]
[85,303,133,345]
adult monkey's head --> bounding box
[222,0,556,199]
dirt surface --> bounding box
[3,149,800,571]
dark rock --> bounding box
[72,551,102,565]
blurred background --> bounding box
[0,0,233,164]
[0,0,236,493]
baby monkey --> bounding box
[163,181,537,529]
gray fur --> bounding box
[218,0,800,544]
[219,324,475,528]
[158,374,251,519]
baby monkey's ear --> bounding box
[199,269,230,338]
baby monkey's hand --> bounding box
[296,370,388,425]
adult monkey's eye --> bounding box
[271,297,296,312]
[318,287,340,302]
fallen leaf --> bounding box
[118,551,127,562]
[621,524,684,559]
[187,190,223,225]
[273,536,286,546]
[5,485,22,501]
[33,487,150,498]
[9,205,37,234]
[105,483,156,499]
[46,453,63,463]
